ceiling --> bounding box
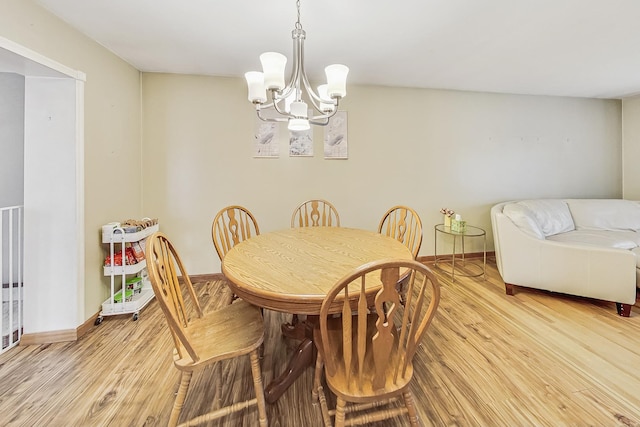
[35,0,640,99]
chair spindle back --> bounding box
[211,205,260,260]
[378,206,423,259]
[320,259,440,393]
[291,199,340,228]
[146,232,202,362]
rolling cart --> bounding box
[96,221,158,324]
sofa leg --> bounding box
[505,283,515,296]
[616,303,632,317]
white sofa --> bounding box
[491,199,640,317]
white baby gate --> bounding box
[1,205,23,353]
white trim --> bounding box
[0,36,86,81]
[75,78,86,323]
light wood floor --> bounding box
[1,260,640,426]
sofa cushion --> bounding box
[547,229,638,250]
[503,203,545,239]
[566,199,640,231]
[517,199,575,237]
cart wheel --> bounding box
[132,313,139,321]
[95,316,103,326]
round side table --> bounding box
[434,224,486,282]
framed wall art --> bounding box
[253,115,280,158]
[324,111,348,159]
[289,127,314,157]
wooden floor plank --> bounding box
[0,261,639,426]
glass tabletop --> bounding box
[435,223,485,237]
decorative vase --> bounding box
[444,215,451,227]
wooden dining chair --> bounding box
[377,205,423,259]
[211,205,260,302]
[289,199,340,331]
[312,259,440,427]
[291,199,340,228]
[211,205,260,260]
[146,232,267,427]
[378,206,424,306]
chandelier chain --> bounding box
[295,0,302,30]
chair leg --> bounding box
[169,371,193,427]
[312,352,324,402]
[335,397,347,427]
[314,353,331,427]
[403,391,419,426]
[317,387,331,427]
[249,350,268,427]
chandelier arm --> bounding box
[256,101,275,110]
[301,72,338,114]
[308,117,330,126]
[269,93,294,118]
[259,96,291,111]
[307,98,324,115]
[278,30,305,102]
[298,46,338,115]
[278,86,295,101]
[307,97,331,116]
[300,71,323,104]
[309,106,339,123]
[278,66,299,102]
[256,108,288,123]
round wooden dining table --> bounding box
[222,226,414,403]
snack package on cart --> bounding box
[104,247,137,266]
[131,242,145,262]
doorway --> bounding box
[0,37,85,343]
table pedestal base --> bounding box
[265,315,318,404]
[280,314,306,340]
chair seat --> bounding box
[314,315,413,403]
[174,300,264,370]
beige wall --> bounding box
[0,0,142,320]
[142,73,622,275]
[623,95,640,199]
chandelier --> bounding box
[244,0,349,131]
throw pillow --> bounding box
[503,203,545,239]
[517,199,575,237]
